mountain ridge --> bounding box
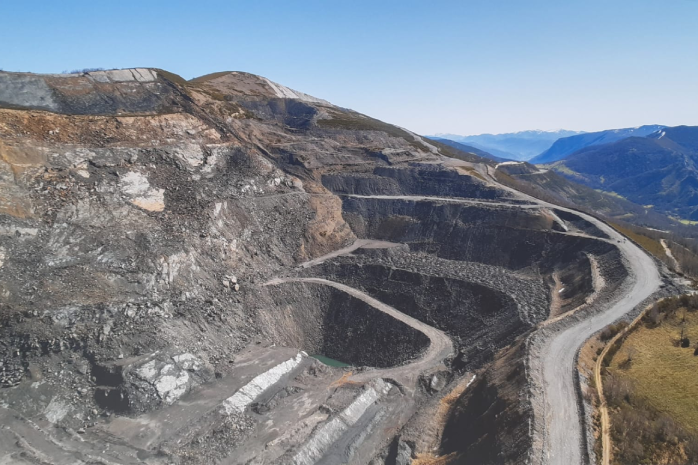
[550,126,698,220]
[531,124,666,164]
[434,129,583,161]
[428,137,508,162]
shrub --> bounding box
[62,67,105,74]
[600,321,629,342]
[605,373,634,408]
[680,294,691,307]
[644,304,662,327]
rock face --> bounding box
[131,352,213,406]
[0,68,623,464]
[259,282,431,368]
[0,68,175,115]
[91,351,213,413]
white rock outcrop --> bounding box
[261,77,331,106]
[222,353,305,414]
[87,68,157,83]
[119,171,165,212]
[291,379,391,465]
[132,352,211,405]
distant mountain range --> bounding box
[530,125,666,164]
[432,130,583,161]
[433,124,698,221]
[427,137,507,162]
[551,126,698,220]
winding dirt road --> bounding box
[343,193,539,208]
[537,226,660,464]
[661,238,681,273]
[297,239,400,269]
[341,166,663,463]
[482,165,663,465]
[263,277,454,387]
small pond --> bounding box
[311,355,352,368]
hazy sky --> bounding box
[2,0,697,135]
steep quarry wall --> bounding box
[255,282,430,368]
[441,339,532,464]
[553,253,595,315]
[322,166,513,200]
[314,262,523,370]
[340,196,617,273]
[553,208,609,239]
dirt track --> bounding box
[343,193,539,208]
[297,239,400,269]
[661,238,681,273]
[494,170,663,465]
[263,277,454,388]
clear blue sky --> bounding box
[2,0,697,135]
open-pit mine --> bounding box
[0,69,684,464]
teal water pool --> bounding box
[311,355,352,368]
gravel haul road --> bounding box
[480,165,665,465]
[534,208,661,464]
[263,277,454,386]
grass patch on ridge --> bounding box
[317,110,429,152]
[609,222,666,259]
[608,309,698,434]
